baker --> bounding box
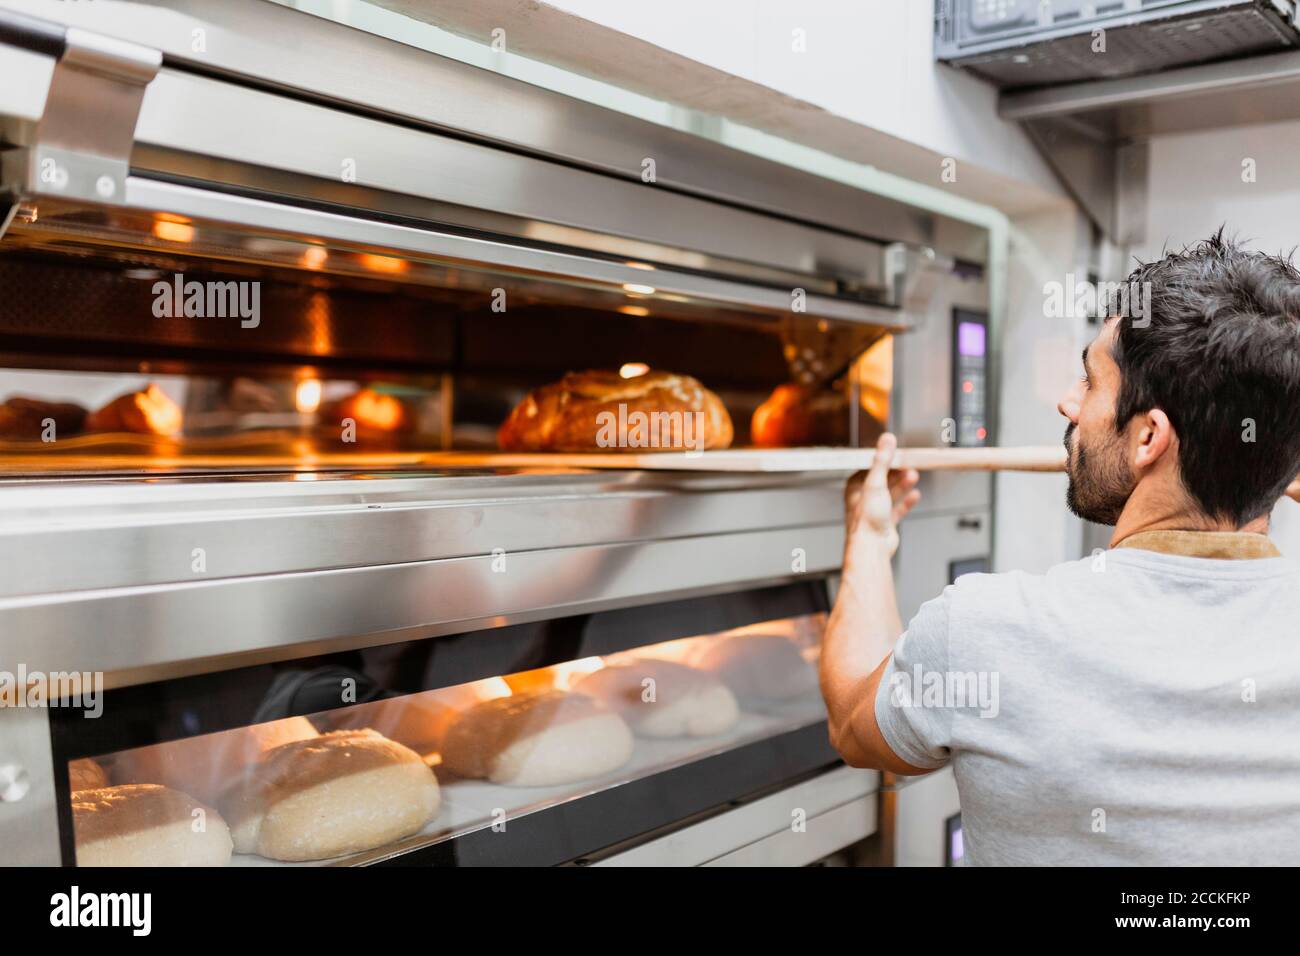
[820,231,1300,865]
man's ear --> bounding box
[1133,407,1176,471]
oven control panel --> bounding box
[952,309,988,447]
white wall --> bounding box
[1136,119,1300,554]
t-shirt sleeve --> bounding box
[873,587,955,770]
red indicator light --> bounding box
[962,381,974,394]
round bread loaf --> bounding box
[221,729,440,862]
[574,659,739,738]
[69,758,110,792]
[0,397,87,440]
[439,690,634,786]
[691,634,819,702]
[328,388,415,437]
[752,383,851,447]
[497,369,733,452]
[113,716,318,806]
[72,784,233,867]
[85,383,182,436]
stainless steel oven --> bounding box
[0,0,993,866]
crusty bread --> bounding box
[72,784,233,867]
[113,716,318,806]
[85,383,182,436]
[328,388,415,436]
[68,758,109,792]
[221,729,440,862]
[498,369,733,452]
[752,383,849,447]
[439,690,634,786]
[691,634,819,702]
[574,659,739,738]
[0,396,87,440]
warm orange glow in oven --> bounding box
[348,390,405,431]
[300,245,329,270]
[617,305,650,317]
[358,253,409,274]
[152,216,195,243]
[294,379,322,414]
[619,362,650,379]
[621,283,656,295]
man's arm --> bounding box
[819,433,932,775]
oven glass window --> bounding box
[63,611,828,866]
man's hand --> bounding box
[844,432,922,557]
[1287,475,1300,504]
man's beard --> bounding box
[1064,423,1134,526]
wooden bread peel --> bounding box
[420,445,1068,474]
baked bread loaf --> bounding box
[69,758,110,792]
[329,388,415,436]
[574,659,739,738]
[113,716,318,806]
[439,690,634,786]
[72,784,233,867]
[691,634,819,702]
[0,397,87,440]
[752,383,850,447]
[85,383,182,436]
[498,369,733,452]
[221,729,440,862]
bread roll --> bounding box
[113,716,318,806]
[574,660,739,738]
[85,383,182,436]
[0,397,87,440]
[329,388,414,436]
[692,634,819,702]
[72,784,233,867]
[439,690,634,786]
[69,758,109,792]
[222,729,440,862]
[498,369,733,452]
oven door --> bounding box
[43,580,851,867]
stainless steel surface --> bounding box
[895,509,991,624]
[997,21,1300,241]
[0,705,59,865]
[13,179,909,330]
[893,261,995,520]
[938,0,1300,88]
[118,67,889,294]
[593,765,879,866]
[0,472,845,687]
[0,471,844,596]
[0,0,986,259]
[0,25,159,205]
[999,42,1300,124]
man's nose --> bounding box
[1058,385,1081,422]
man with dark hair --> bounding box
[820,232,1300,865]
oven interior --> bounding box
[51,579,837,866]
[0,215,895,478]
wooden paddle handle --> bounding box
[891,445,1066,472]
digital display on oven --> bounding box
[957,320,986,358]
[952,309,988,446]
[945,812,965,866]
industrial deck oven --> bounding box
[0,0,991,867]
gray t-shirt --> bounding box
[874,546,1300,865]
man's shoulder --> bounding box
[937,556,1100,629]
